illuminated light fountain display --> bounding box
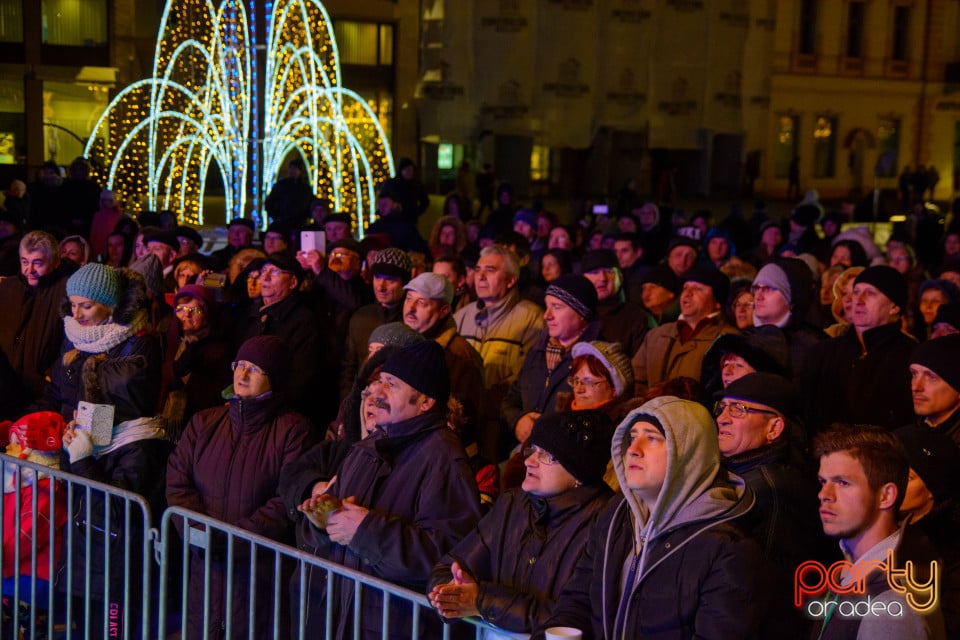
[84,0,394,233]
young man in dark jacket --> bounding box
[532,396,764,639]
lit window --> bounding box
[0,0,22,42]
[333,21,394,66]
[42,0,107,46]
[42,81,110,164]
[0,79,24,164]
[774,115,799,179]
[813,115,837,178]
[531,145,550,182]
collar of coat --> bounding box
[373,409,446,455]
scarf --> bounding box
[97,416,166,456]
[545,338,565,375]
[63,310,148,355]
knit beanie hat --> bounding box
[753,263,792,306]
[580,249,619,274]
[236,335,292,388]
[855,265,908,311]
[681,266,730,307]
[641,265,680,294]
[717,372,799,418]
[918,279,960,305]
[6,411,64,454]
[895,424,960,505]
[129,254,164,300]
[910,334,960,392]
[526,410,615,486]
[572,341,634,397]
[513,208,538,229]
[67,263,119,307]
[380,340,450,403]
[368,321,424,349]
[544,274,598,320]
[370,247,412,282]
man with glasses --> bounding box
[715,372,831,637]
[751,258,826,381]
[237,252,331,427]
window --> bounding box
[0,79,24,164]
[531,145,551,182]
[42,0,107,46]
[876,119,900,178]
[774,115,799,179]
[846,2,865,58]
[798,0,818,55]
[333,21,393,66]
[892,6,910,61]
[813,115,837,178]
[42,81,110,164]
[0,0,22,43]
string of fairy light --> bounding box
[84,0,393,235]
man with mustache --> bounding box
[297,340,481,639]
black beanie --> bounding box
[527,410,615,485]
[380,340,450,403]
[682,266,730,307]
[895,424,960,505]
[545,274,599,320]
[581,249,618,274]
[855,265,907,312]
[641,266,680,294]
[236,336,292,388]
[910,334,960,392]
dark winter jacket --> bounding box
[236,292,333,425]
[165,393,313,639]
[430,484,613,633]
[802,322,917,433]
[297,409,481,639]
[533,397,764,640]
[0,264,71,400]
[596,297,655,359]
[501,321,602,434]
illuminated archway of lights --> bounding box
[84,0,394,235]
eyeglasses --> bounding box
[750,284,778,296]
[330,250,353,260]
[522,445,558,465]
[567,375,608,390]
[175,305,204,316]
[231,360,265,376]
[713,401,779,419]
[260,266,290,279]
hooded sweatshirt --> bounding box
[534,396,763,639]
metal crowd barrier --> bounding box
[0,452,155,640]
[1,452,528,640]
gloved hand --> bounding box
[65,430,93,463]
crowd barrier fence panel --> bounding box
[0,452,155,640]
[1,453,528,640]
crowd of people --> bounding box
[1,155,960,639]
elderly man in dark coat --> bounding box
[297,340,481,640]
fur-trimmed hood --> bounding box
[61,267,151,324]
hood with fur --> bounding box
[611,396,751,548]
